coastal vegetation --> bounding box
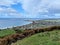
[0,26,60,45]
[12,30,60,45]
[0,28,25,38]
[0,29,16,38]
[0,19,60,45]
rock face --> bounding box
[0,26,60,45]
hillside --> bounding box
[12,30,60,45]
[0,19,60,45]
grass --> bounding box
[0,29,16,38]
[0,28,25,38]
[12,30,60,45]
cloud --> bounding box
[0,0,60,18]
[19,0,60,18]
[0,7,24,18]
[19,0,49,14]
[0,0,26,18]
[0,0,19,6]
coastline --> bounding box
[1,18,60,30]
[0,18,60,29]
[0,19,60,45]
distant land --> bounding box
[0,18,60,29]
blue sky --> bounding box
[0,0,60,18]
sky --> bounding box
[0,0,60,18]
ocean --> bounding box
[0,18,41,29]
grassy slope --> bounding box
[0,29,16,38]
[12,30,60,45]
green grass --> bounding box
[0,28,25,38]
[12,30,60,45]
[0,29,16,38]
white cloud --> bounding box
[0,0,26,18]
[20,0,49,14]
[0,7,24,18]
[19,0,60,18]
[0,0,60,18]
[0,0,19,6]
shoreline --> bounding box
[0,20,33,29]
[0,19,60,45]
[1,18,60,30]
[0,18,60,29]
